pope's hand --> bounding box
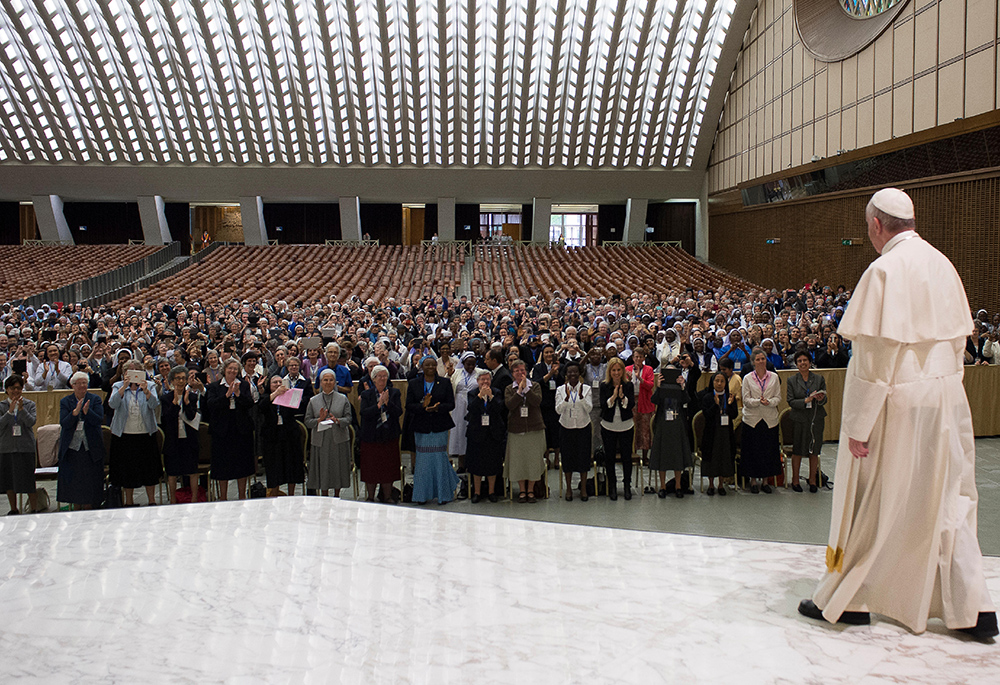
[849,437,868,459]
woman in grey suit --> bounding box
[0,375,38,514]
[786,349,828,493]
[304,369,353,497]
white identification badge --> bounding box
[734,362,741,372]
[591,379,600,388]
[76,420,84,432]
[520,406,529,418]
[721,415,729,426]
[548,380,556,390]
[230,397,236,410]
[665,410,675,421]
[277,413,283,426]
[805,401,812,409]
[481,415,490,427]
[12,424,21,437]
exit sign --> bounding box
[765,238,780,244]
[842,238,862,246]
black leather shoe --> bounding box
[579,488,588,502]
[706,487,715,496]
[487,493,498,503]
[608,487,618,501]
[750,484,759,494]
[675,490,683,499]
[471,494,481,504]
[761,483,773,494]
[623,486,632,501]
[957,612,999,640]
[792,483,803,492]
[810,484,819,493]
[798,599,870,625]
[565,490,573,502]
[657,488,667,499]
[718,485,727,496]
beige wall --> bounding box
[708,0,1000,193]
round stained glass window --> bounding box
[842,0,901,17]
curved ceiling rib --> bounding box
[0,0,738,169]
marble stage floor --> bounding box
[1,500,997,684]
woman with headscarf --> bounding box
[108,359,162,506]
[649,366,693,498]
[405,355,459,504]
[697,372,738,496]
[358,364,403,502]
[465,369,506,503]
[57,372,106,510]
[205,358,255,500]
[304,368,353,497]
[448,351,479,461]
[761,338,784,370]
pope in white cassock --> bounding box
[798,188,997,640]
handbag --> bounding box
[101,484,122,509]
[249,479,267,499]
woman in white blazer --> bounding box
[740,347,782,493]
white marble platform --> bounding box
[0,499,997,684]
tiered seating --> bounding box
[471,245,757,299]
[107,244,465,308]
[0,244,161,301]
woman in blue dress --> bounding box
[405,356,459,504]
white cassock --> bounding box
[813,230,995,632]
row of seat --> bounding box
[0,244,161,302]
[470,244,757,300]
[106,244,466,309]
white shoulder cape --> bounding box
[838,236,972,344]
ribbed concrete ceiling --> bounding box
[0,0,739,170]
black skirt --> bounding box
[541,407,560,449]
[465,434,505,477]
[163,434,200,477]
[559,425,592,473]
[57,447,104,506]
[739,420,781,478]
[0,451,36,493]
[109,432,163,488]
[262,423,305,488]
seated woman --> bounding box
[0,375,39,514]
[57,372,106,510]
[259,374,306,497]
[405,356,459,505]
[108,360,162,506]
[505,359,546,503]
[786,350,828,492]
[554,361,592,502]
[304,369,353,497]
[649,366,692,498]
[697,372,738,496]
[160,366,201,504]
[465,370,506,503]
[358,364,403,503]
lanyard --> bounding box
[753,371,768,395]
[424,380,434,395]
[322,392,335,413]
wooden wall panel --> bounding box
[709,174,1000,313]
